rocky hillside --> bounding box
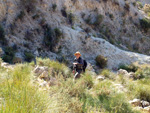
[0,0,150,69]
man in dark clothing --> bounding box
[73,51,84,79]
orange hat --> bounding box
[74,51,81,56]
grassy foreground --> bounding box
[0,58,150,113]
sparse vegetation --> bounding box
[93,14,103,26]
[136,1,143,9]
[109,13,114,20]
[43,25,62,51]
[124,2,130,12]
[68,13,75,25]
[52,4,57,12]
[95,55,107,68]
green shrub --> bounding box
[0,24,5,44]
[54,28,62,38]
[52,4,57,11]
[136,1,143,9]
[68,13,75,24]
[16,11,25,21]
[140,18,150,32]
[119,64,138,72]
[43,25,54,49]
[24,51,34,62]
[124,2,130,12]
[2,47,16,63]
[95,55,107,68]
[43,25,62,51]
[93,14,103,26]
[61,7,67,17]
[109,13,114,20]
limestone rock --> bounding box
[141,100,150,107]
[96,75,105,81]
[34,66,48,76]
[143,106,150,112]
[117,69,128,75]
[39,81,48,87]
[129,99,141,106]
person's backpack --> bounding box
[83,60,87,72]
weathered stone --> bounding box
[1,62,9,68]
[34,66,48,76]
[39,71,49,81]
[117,69,128,75]
[129,99,141,106]
[48,77,58,86]
[96,75,105,81]
[143,106,150,112]
[128,72,135,79]
[39,81,48,87]
[141,100,150,107]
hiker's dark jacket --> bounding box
[73,57,84,70]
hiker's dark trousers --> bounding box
[74,69,82,79]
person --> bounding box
[73,51,84,79]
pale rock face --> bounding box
[62,26,150,69]
[96,75,105,81]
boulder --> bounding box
[96,75,105,81]
[39,71,49,81]
[34,66,48,76]
[117,69,128,75]
[48,77,58,86]
[129,99,141,106]
[39,81,48,87]
[143,106,150,112]
[128,72,135,79]
[141,100,150,107]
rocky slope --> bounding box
[0,0,150,69]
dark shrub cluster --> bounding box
[140,18,150,32]
[43,25,63,51]
[2,47,16,63]
[93,14,103,26]
[52,4,57,12]
[16,11,25,21]
[24,51,34,62]
[95,55,107,68]
[0,25,5,44]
